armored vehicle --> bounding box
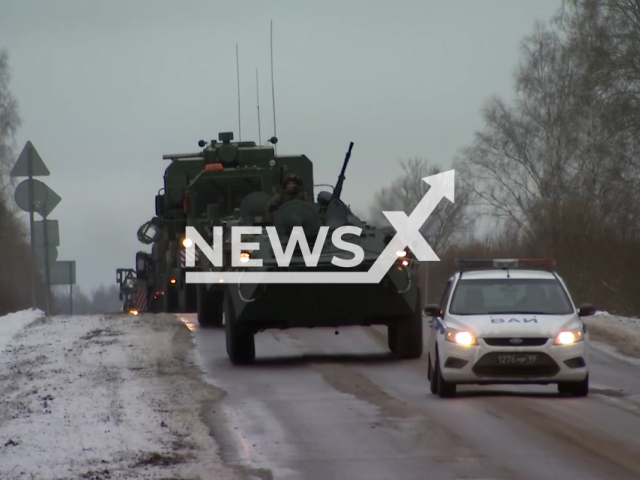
[174,131,313,326]
[133,131,287,316]
[216,143,426,364]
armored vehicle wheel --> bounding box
[163,285,179,313]
[224,288,255,365]
[197,284,223,327]
[387,326,397,354]
[389,289,423,359]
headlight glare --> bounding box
[445,328,477,345]
[554,329,584,345]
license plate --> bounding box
[494,354,539,365]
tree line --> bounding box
[370,0,640,317]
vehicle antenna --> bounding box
[236,43,242,142]
[256,68,262,145]
[270,19,277,155]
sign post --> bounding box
[11,141,58,312]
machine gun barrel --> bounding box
[162,152,205,160]
[331,142,354,201]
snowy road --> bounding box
[185,314,640,480]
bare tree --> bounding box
[0,48,48,315]
[0,48,21,190]
[369,158,472,253]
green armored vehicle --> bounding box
[133,132,284,315]
[175,131,313,326]
[215,143,426,364]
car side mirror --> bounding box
[424,304,442,317]
[578,303,596,317]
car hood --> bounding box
[445,313,581,338]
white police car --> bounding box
[425,258,594,398]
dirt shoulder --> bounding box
[0,312,243,480]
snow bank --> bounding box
[0,308,44,349]
[584,311,640,359]
[0,313,241,480]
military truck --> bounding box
[115,249,164,315]
[164,131,312,325]
[116,268,137,313]
[201,143,427,364]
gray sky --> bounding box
[0,0,563,293]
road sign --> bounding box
[36,247,58,264]
[14,179,61,218]
[10,141,50,177]
[33,220,60,247]
[48,261,76,285]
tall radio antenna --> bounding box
[256,68,262,145]
[270,19,277,155]
[236,43,242,141]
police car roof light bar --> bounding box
[454,258,557,271]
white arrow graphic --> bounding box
[186,169,455,284]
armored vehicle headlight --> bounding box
[445,328,477,346]
[554,330,584,345]
[240,252,251,263]
[396,250,407,257]
[182,238,193,248]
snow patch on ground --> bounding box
[0,308,45,349]
[584,311,640,359]
[0,311,243,480]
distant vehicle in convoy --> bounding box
[425,258,594,398]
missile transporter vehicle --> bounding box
[214,143,426,364]
[176,131,313,326]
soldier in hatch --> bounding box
[266,172,310,221]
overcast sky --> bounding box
[0,0,563,293]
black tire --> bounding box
[387,325,397,354]
[558,374,589,397]
[224,288,255,365]
[186,283,198,312]
[197,284,223,328]
[163,283,178,313]
[392,289,423,359]
[429,357,437,394]
[435,350,456,397]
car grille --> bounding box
[472,352,559,377]
[482,337,548,346]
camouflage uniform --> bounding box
[266,173,310,221]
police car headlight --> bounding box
[554,329,584,345]
[445,328,477,346]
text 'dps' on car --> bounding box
[425,258,595,398]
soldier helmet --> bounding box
[282,172,302,186]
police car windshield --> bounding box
[448,278,574,315]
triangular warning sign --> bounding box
[10,141,50,177]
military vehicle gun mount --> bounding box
[221,142,426,364]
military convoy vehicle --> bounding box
[123,131,278,316]
[203,142,426,364]
[181,132,313,327]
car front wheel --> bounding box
[558,374,589,397]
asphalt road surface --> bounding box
[180,315,640,480]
